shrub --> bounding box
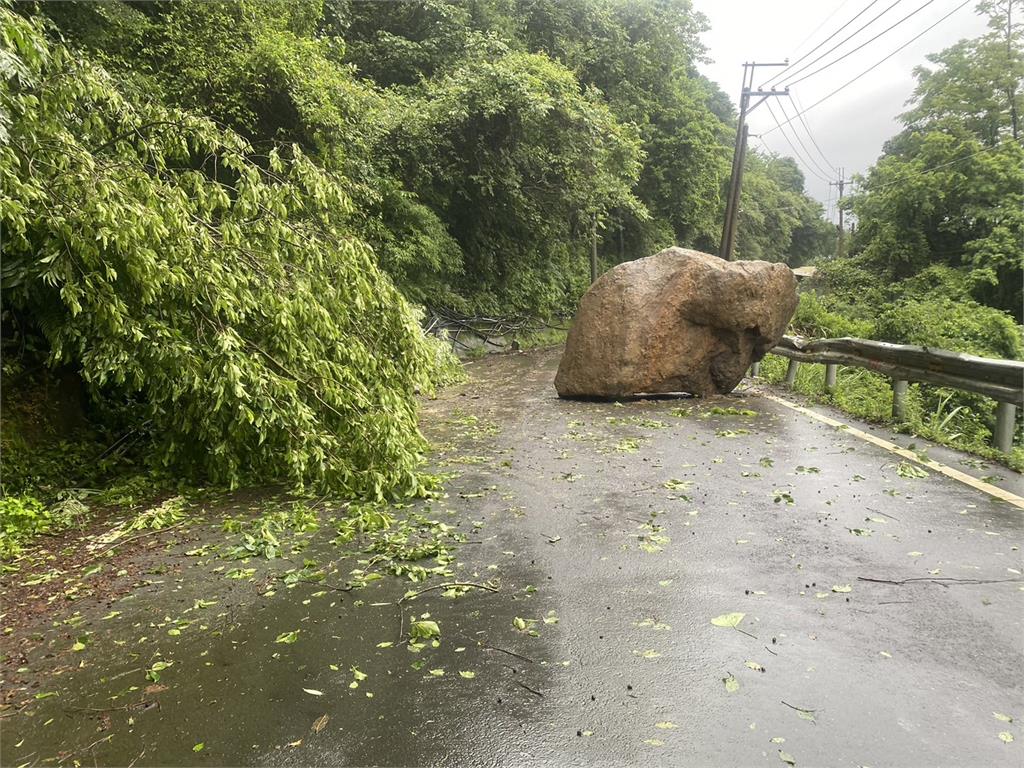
[0,494,90,558]
[790,292,874,339]
[874,298,1022,359]
[898,265,972,303]
[813,257,886,310]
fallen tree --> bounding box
[0,9,459,497]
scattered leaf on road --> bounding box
[896,461,928,478]
[711,612,745,628]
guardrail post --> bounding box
[824,364,838,393]
[749,361,761,378]
[994,402,1016,453]
[891,379,908,422]
[784,360,800,387]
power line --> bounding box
[789,91,840,174]
[763,0,887,86]
[761,0,973,137]
[785,0,940,87]
[789,0,858,62]
[764,100,834,183]
[777,0,907,86]
[778,97,839,177]
[739,141,1009,220]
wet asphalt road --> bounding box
[2,349,1022,767]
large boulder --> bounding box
[555,247,797,398]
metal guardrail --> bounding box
[753,336,1023,454]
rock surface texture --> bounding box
[555,247,797,398]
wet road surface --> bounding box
[2,349,1022,767]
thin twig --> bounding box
[764,645,778,656]
[291,578,352,593]
[61,734,114,761]
[479,643,535,663]
[82,521,190,564]
[867,509,901,522]
[781,700,817,713]
[397,582,498,604]
[105,667,143,682]
[512,679,544,697]
[858,576,1022,587]
[64,705,130,714]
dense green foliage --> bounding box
[28,0,830,315]
[3,0,838,506]
[836,0,1023,322]
[1,7,458,496]
[782,0,1024,358]
[777,2,1023,463]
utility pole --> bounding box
[590,214,598,284]
[829,168,845,258]
[720,61,790,261]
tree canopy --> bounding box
[844,0,1023,320]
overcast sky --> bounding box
[693,0,990,218]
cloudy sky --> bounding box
[693,0,990,218]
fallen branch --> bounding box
[858,576,1023,587]
[291,577,352,593]
[397,581,498,604]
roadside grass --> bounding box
[515,326,568,350]
[758,354,1024,473]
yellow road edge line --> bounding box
[760,392,1024,510]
